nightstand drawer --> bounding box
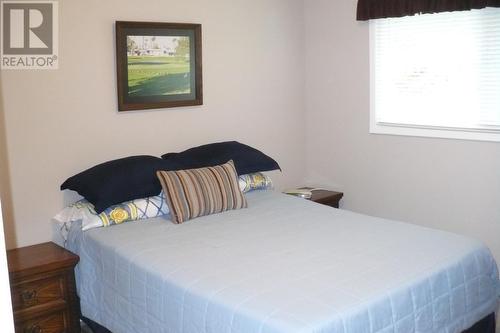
[15,310,67,333]
[12,275,65,312]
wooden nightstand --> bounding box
[297,187,344,208]
[308,189,343,208]
[7,242,80,333]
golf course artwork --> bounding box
[116,22,202,111]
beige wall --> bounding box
[0,0,306,248]
[304,0,500,264]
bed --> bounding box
[62,190,499,333]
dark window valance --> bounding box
[357,0,500,20]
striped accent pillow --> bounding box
[156,160,247,223]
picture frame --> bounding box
[115,21,203,111]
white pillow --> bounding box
[238,172,273,193]
[53,192,169,233]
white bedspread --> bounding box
[65,190,499,333]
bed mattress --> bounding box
[65,190,499,333]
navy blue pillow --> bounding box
[61,155,168,213]
[161,141,281,175]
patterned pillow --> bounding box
[156,160,247,224]
[53,192,169,232]
[238,173,273,193]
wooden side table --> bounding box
[298,187,344,208]
[7,242,80,333]
[284,187,344,208]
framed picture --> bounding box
[115,21,202,111]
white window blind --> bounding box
[371,8,500,141]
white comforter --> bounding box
[65,190,499,333]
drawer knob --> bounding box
[21,289,38,306]
[25,324,43,333]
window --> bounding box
[370,8,500,142]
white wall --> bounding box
[304,0,500,265]
[0,0,306,248]
[0,201,14,333]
